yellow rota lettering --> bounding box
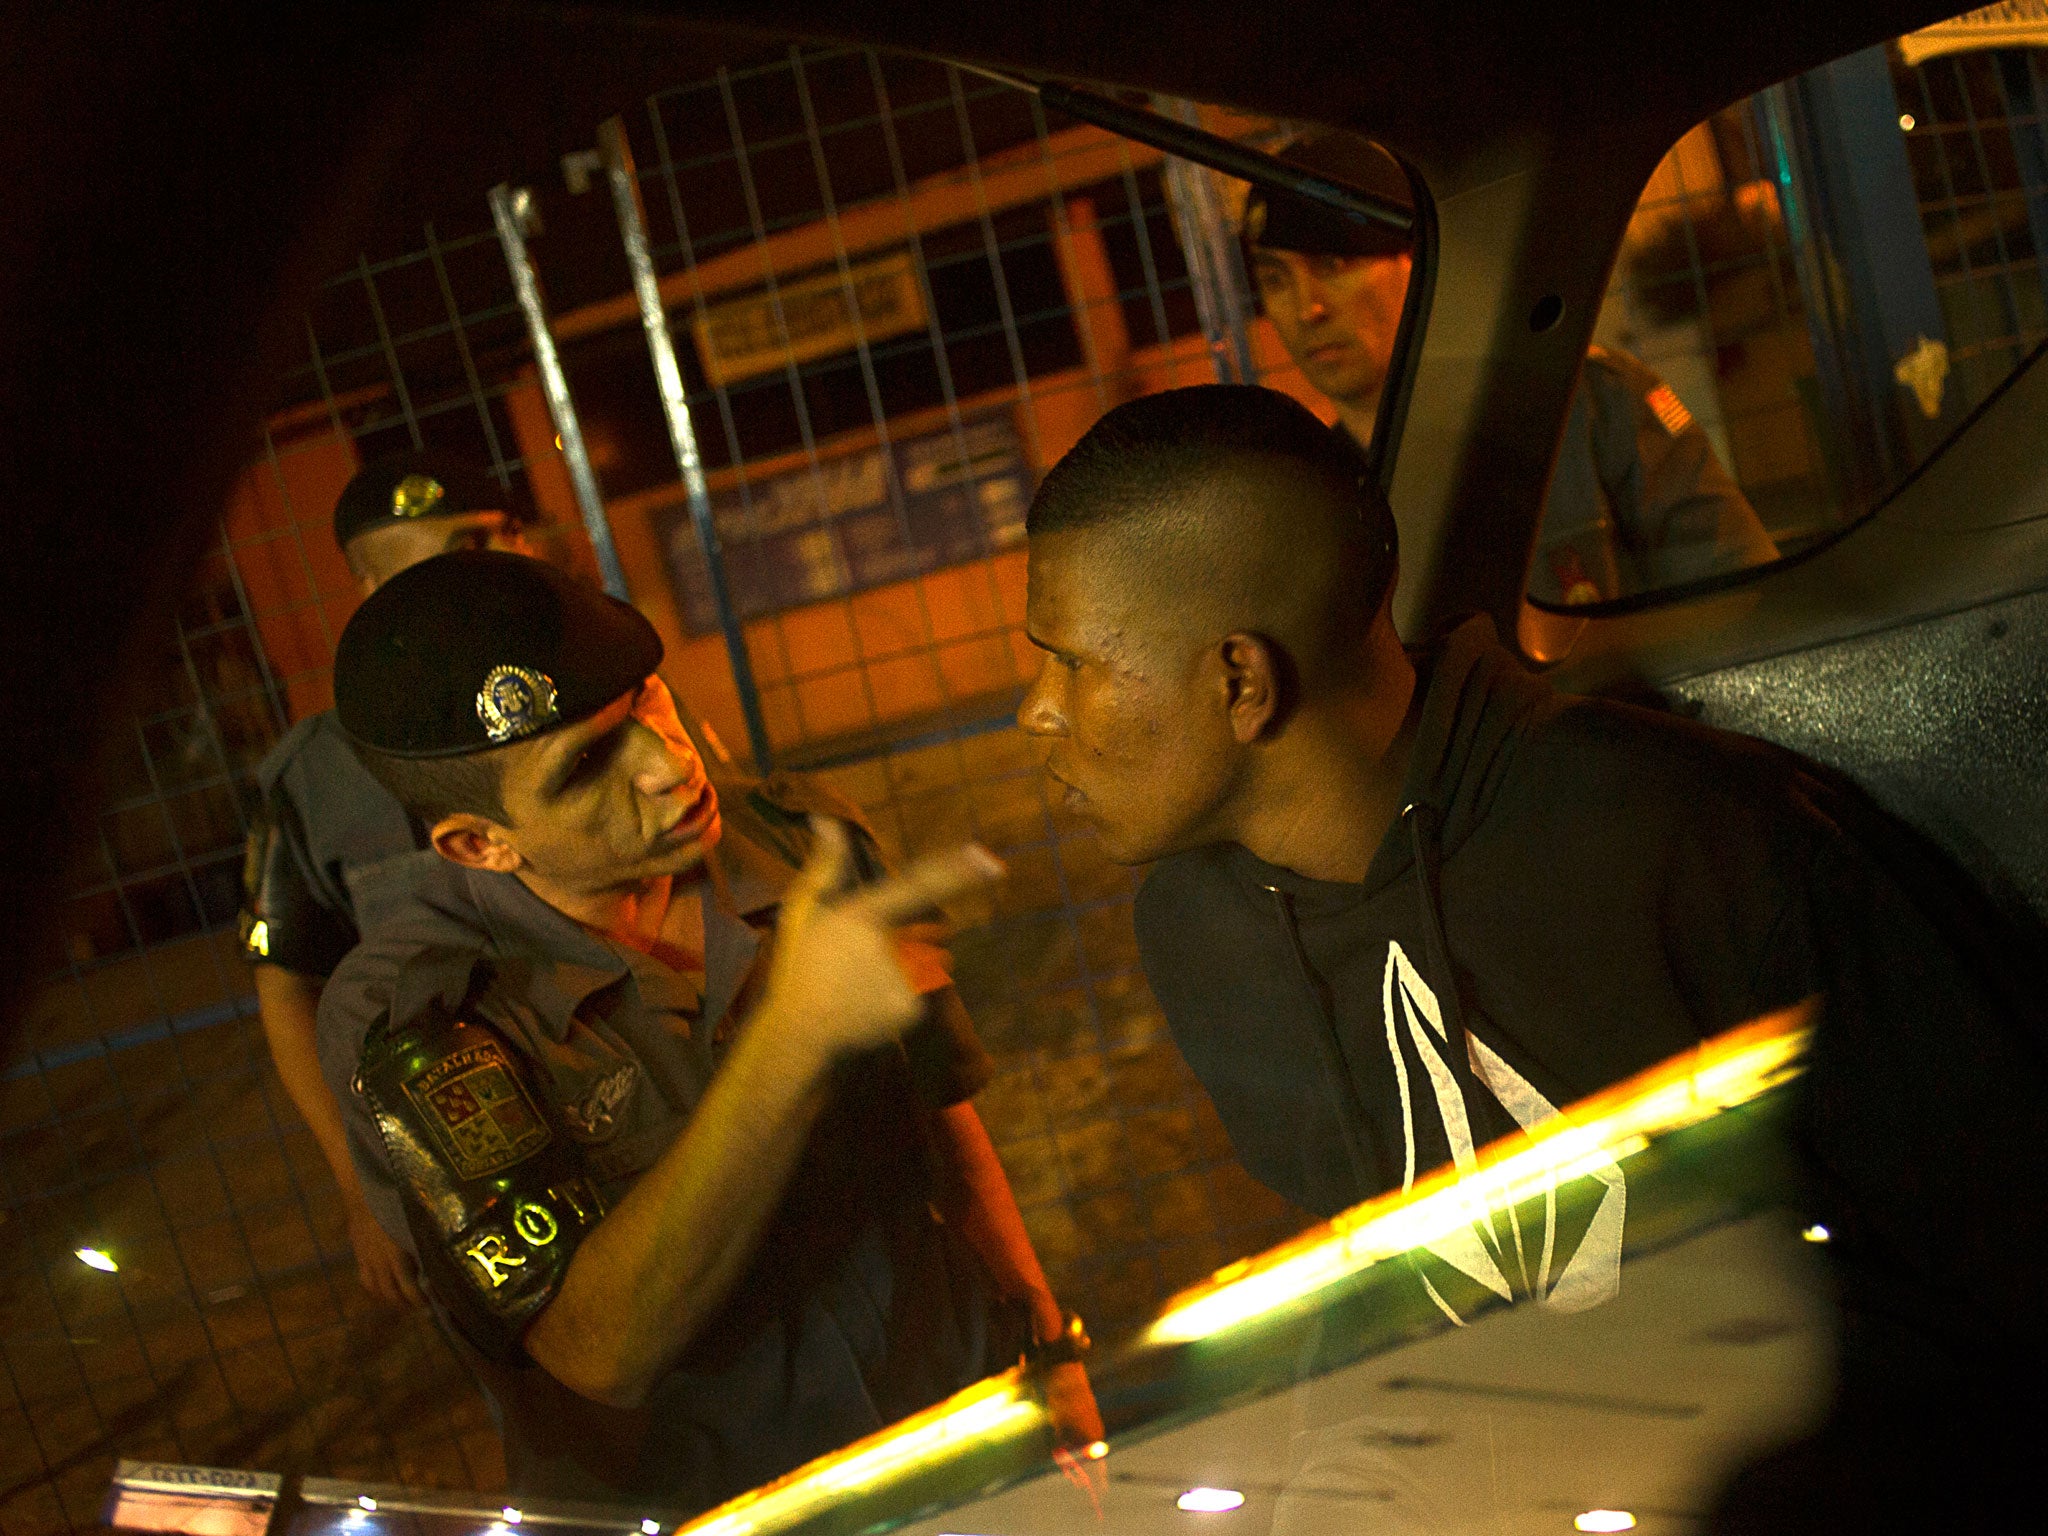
[512,1199,560,1246]
[464,1233,527,1287]
[552,1179,601,1224]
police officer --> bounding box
[242,451,536,1306]
[1241,131,1778,605]
[316,551,1099,1508]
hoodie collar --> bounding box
[1362,614,1557,890]
[1220,616,1555,903]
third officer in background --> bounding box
[1241,130,1778,606]
[242,450,536,1305]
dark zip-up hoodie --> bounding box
[1136,617,2047,1389]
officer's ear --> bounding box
[430,814,522,873]
[341,534,382,597]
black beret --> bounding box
[335,551,663,758]
[333,451,513,551]
[1242,132,1415,262]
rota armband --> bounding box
[356,1007,604,1330]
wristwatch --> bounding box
[1023,1311,1091,1369]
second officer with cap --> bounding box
[318,552,1097,1509]
[243,451,535,1308]
[1242,131,1778,606]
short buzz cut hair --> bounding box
[351,742,513,829]
[1028,383,1399,618]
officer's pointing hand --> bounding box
[762,818,1004,1064]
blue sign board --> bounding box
[658,416,1031,634]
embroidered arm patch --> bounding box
[358,1008,605,1340]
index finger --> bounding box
[783,815,855,918]
[843,843,1006,929]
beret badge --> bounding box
[477,665,559,745]
[390,474,447,519]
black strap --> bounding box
[357,1006,606,1361]
[240,785,357,975]
[1266,885,1395,1197]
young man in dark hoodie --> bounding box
[1018,384,2046,1526]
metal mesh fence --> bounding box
[583,50,1270,766]
[1897,47,2048,405]
[579,29,1310,1382]
[580,44,1312,1358]
[1597,105,1837,543]
[0,224,573,1535]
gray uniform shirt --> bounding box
[248,711,422,975]
[316,827,1012,1511]
[1529,347,1779,604]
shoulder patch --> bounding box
[403,1038,552,1179]
[1644,383,1693,437]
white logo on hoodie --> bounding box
[1381,941,1624,1322]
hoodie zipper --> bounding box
[1260,804,1502,1207]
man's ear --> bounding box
[343,542,379,598]
[1219,632,1286,744]
[430,814,522,873]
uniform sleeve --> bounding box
[729,772,889,884]
[1584,349,1778,591]
[321,945,605,1365]
[240,781,359,977]
[830,799,994,1107]
[316,943,427,1263]
[901,986,995,1107]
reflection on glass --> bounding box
[1523,344,1779,606]
[1232,128,1778,610]
[49,18,2039,1536]
[1145,1009,1807,1347]
[1556,26,2048,609]
[105,1004,1828,1536]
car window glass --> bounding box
[1529,4,2048,611]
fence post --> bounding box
[1155,98,1259,385]
[1791,48,1957,473]
[488,183,634,602]
[595,117,774,772]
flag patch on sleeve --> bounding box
[1645,384,1694,436]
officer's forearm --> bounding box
[253,965,372,1208]
[522,1003,832,1408]
[935,1101,1063,1340]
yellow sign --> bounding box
[1894,334,1951,419]
[691,252,927,389]
[1899,1,2048,67]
